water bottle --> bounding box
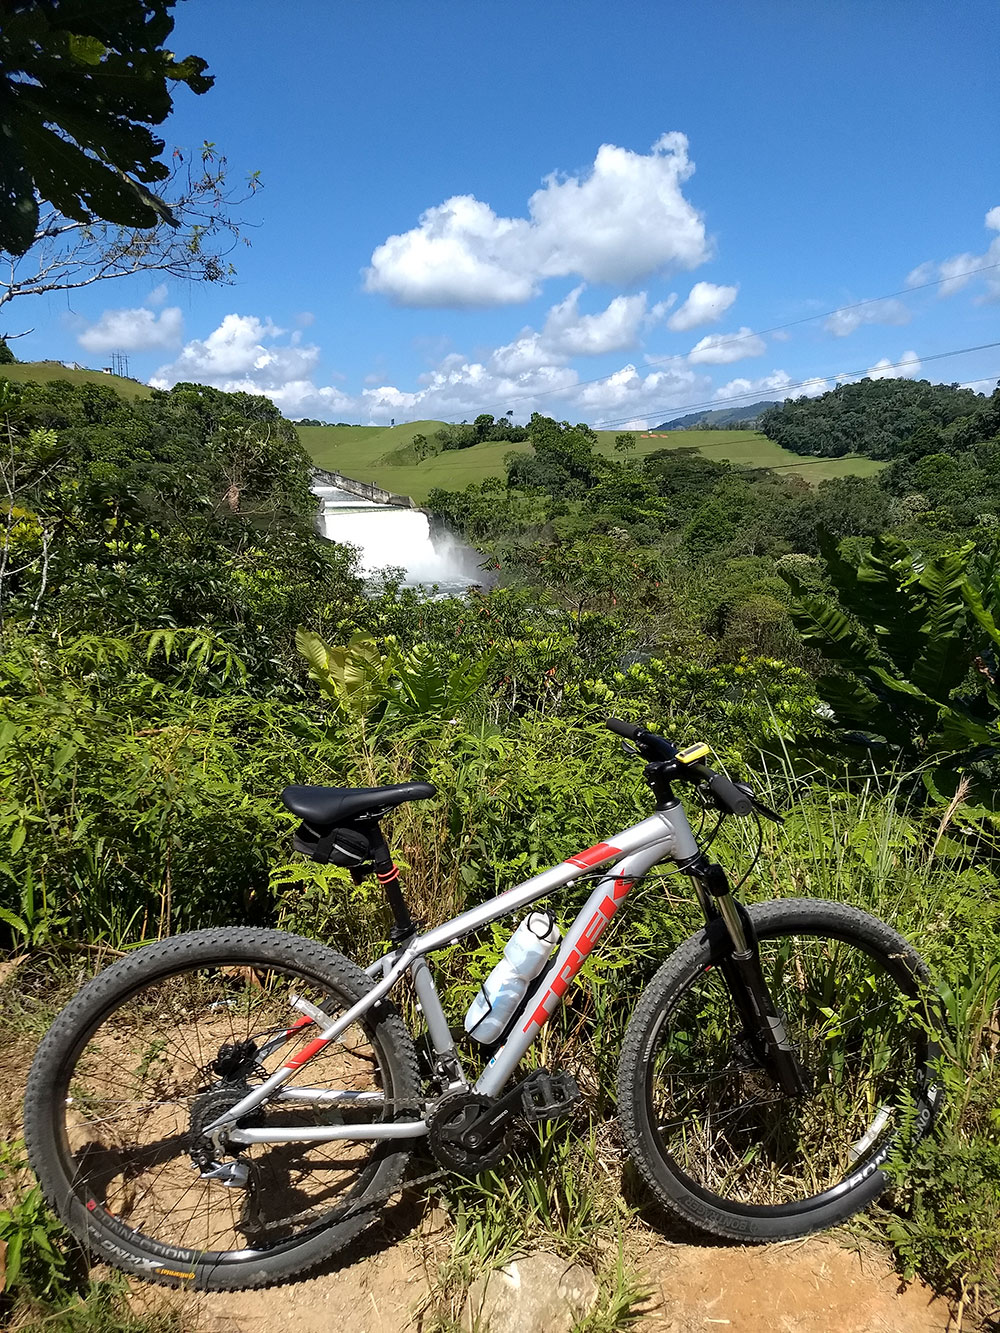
[464,911,560,1043]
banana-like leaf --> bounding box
[931,709,997,751]
[909,550,975,699]
[854,538,931,677]
[961,579,1000,652]
[783,579,878,675]
[295,627,332,678]
[816,673,914,747]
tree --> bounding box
[0,338,15,365]
[1,142,259,317]
[0,3,258,320]
[614,432,637,456]
[0,0,213,255]
[782,533,1000,803]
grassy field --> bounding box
[298,421,884,502]
[0,360,153,400]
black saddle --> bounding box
[281,781,436,827]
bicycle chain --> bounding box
[240,1159,447,1235]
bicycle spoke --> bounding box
[646,930,925,1208]
[57,956,400,1258]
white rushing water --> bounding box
[315,485,484,591]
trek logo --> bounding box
[522,873,633,1033]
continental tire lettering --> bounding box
[98,1211,196,1263]
[93,1237,163,1271]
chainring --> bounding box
[427,1091,512,1173]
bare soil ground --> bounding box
[142,1206,953,1333]
[633,1232,951,1333]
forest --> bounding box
[2,369,1000,1327]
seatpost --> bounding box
[366,823,416,942]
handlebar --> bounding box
[605,717,762,819]
[605,717,677,761]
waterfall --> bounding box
[314,485,484,591]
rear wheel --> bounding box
[24,929,421,1290]
[618,899,940,1240]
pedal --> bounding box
[520,1069,581,1123]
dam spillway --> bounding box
[313,483,484,592]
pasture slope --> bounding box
[0,360,152,400]
[297,421,883,503]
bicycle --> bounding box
[24,719,941,1291]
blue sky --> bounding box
[10,0,1000,426]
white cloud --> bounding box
[145,283,168,307]
[713,370,829,403]
[541,286,655,356]
[364,133,710,306]
[151,309,875,431]
[668,281,738,331]
[795,377,831,398]
[866,350,922,381]
[78,305,183,353]
[489,287,664,374]
[823,297,910,337]
[688,327,766,365]
[150,315,351,414]
[577,363,707,418]
[906,208,1000,301]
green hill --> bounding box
[0,360,153,400]
[653,399,777,430]
[297,421,883,502]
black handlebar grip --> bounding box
[606,717,642,741]
[707,772,754,817]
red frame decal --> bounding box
[565,841,620,870]
[522,873,633,1033]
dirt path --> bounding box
[147,1213,953,1333]
[145,1201,441,1333]
[634,1233,951,1332]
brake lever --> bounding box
[734,781,785,825]
[620,739,641,758]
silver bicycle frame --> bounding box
[222,803,700,1146]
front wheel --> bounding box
[24,928,421,1290]
[618,898,940,1241]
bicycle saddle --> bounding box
[281,781,436,826]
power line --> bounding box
[592,341,1000,432]
[487,258,1000,415]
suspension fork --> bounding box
[690,861,808,1098]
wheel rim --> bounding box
[644,926,932,1215]
[54,957,400,1264]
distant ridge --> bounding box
[654,399,777,431]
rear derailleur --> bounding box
[427,1068,580,1173]
[187,1041,263,1188]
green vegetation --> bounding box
[0,360,152,400]
[760,375,985,458]
[1,1,257,323]
[298,418,881,502]
[2,367,1000,1325]
[653,396,778,430]
[0,0,212,255]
